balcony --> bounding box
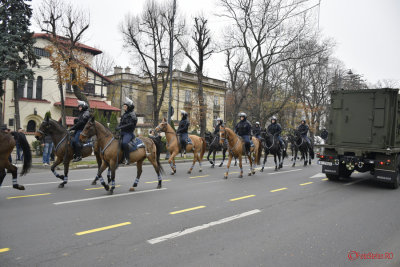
[213,104,221,111]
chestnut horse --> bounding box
[0,131,32,190]
[155,118,206,175]
[80,117,164,194]
[35,116,105,188]
[219,126,262,179]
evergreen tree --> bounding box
[45,111,51,119]
[0,0,38,126]
[99,114,108,128]
[184,63,192,73]
[109,112,118,133]
[93,109,101,122]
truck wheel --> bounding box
[391,171,399,189]
[326,173,340,181]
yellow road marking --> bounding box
[0,248,10,253]
[300,182,313,186]
[145,179,171,184]
[75,222,131,236]
[7,193,51,199]
[230,195,256,202]
[322,178,328,181]
[85,185,121,191]
[189,175,209,179]
[170,206,206,215]
[270,187,287,193]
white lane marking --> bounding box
[344,179,368,186]
[2,178,94,188]
[310,173,325,179]
[147,209,261,244]
[268,169,302,175]
[54,188,167,205]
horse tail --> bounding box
[200,137,207,159]
[12,132,32,176]
[256,139,262,165]
[150,136,164,175]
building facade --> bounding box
[2,33,119,143]
[107,68,227,134]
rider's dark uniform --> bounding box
[298,123,311,145]
[235,117,252,154]
[117,102,137,164]
[267,120,285,149]
[252,125,262,140]
[177,112,191,149]
[69,103,90,161]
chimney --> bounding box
[114,66,122,74]
[124,66,131,73]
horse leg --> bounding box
[274,154,278,171]
[238,156,244,178]
[130,159,144,191]
[107,168,112,184]
[248,154,253,176]
[224,154,233,179]
[234,156,237,166]
[279,152,283,169]
[198,150,203,173]
[219,148,226,167]
[148,154,162,189]
[211,150,216,168]
[95,161,110,191]
[207,148,213,165]
[58,160,70,188]
[5,161,24,190]
[0,169,5,188]
[109,161,117,195]
[303,151,307,166]
[91,153,102,185]
[261,149,268,172]
[50,156,64,181]
[168,150,178,175]
[188,150,197,174]
[292,149,297,167]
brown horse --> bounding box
[35,116,104,188]
[80,117,164,194]
[155,118,206,175]
[0,131,32,190]
[219,126,262,179]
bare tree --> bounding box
[35,0,90,113]
[120,0,184,127]
[92,49,115,76]
[176,16,213,137]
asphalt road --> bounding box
[1,157,399,267]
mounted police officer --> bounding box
[252,122,262,140]
[116,97,137,165]
[298,118,311,145]
[234,112,252,155]
[214,118,223,135]
[267,116,285,151]
[69,100,90,162]
[176,110,192,150]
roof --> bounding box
[66,116,76,126]
[33,33,102,55]
[54,97,120,111]
[76,59,113,84]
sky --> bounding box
[31,0,400,85]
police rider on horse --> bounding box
[115,97,138,165]
[298,118,312,145]
[69,100,90,162]
[176,110,192,151]
[267,116,285,151]
[235,112,252,155]
[252,122,262,140]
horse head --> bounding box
[80,116,96,143]
[35,115,63,140]
[219,125,228,145]
[155,118,169,133]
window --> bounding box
[214,95,219,106]
[27,120,36,132]
[146,95,153,115]
[27,79,33,99]
[8,118,14,127]
[84,83,95,95]
[66,83,72,92]
[17,80,25,98]
[36,76,43,99]
[33,47,50,58]
[185,90,191,103]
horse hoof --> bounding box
[170,172,175,175]
[129,187,135,192]
[274,168,278,171]
[218,164,223,167]
[252,171,256,175]
[187,171,192,174]
[223,176,228,179]
[58,175,64,181]
[248,173,252,176]
[292,163,295,167]
[209,161,213,164]
[238,175,243,178]
[211,165,215,168]
[109,190,114,195]
[91,181,97,185]
[17,185,25,190]
[199,169,202,173]
[157,184,162,189]
[104,185,110,191]
[58,183,65,188]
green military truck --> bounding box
[317,88,400,189]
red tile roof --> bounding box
[20,98,51,103]
[54,97,120,111]
[33,33,102,55]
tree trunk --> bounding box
[0,79,3,125]
[197,72,206,137]
[57,76,67,127]
[13,80,21,129]
[71,68,88,104]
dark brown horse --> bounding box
[0,131,32,190]
[35,116,103,188]
[80,117,164,194]
[219,126,262,179]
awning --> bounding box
[54,97,120,111]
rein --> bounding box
[54,134,68,153]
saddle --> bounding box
[237,136,255,147]
[128,138,145,152]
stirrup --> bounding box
[72,156,82,162]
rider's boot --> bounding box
[72,143,82,162]
[123,144,130,165]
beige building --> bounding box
[107,68,227,134]
[2,33,119,143]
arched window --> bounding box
[36,76,43,99]
[27,79,33,99]
[27,120,36,132]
